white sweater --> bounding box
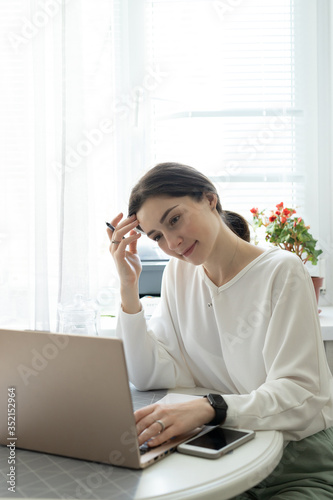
[116,247,333,440]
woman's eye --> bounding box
[170,215,180,226]
[153,234,162,242]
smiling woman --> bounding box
[106,161,333,499]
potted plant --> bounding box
[250,202,323,302]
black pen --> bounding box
[105,222,125,239]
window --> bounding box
[114,0,332,298]
[0,0,331,330]
[127,0,307,212]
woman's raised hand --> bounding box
[107,213,142,313]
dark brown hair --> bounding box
[129,162,250,242]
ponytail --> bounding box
[222,210,250,242]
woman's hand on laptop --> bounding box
[135,398,215,447]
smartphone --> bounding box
[177,426,255,459]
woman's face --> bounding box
[136,194,221,264]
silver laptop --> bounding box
[0,329,198,469]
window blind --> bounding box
[142,0,306,219]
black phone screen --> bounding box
[186,427,249,450]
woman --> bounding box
[108,163,333,499]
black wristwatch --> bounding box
[204,393,228,426]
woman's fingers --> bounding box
[106,212,123,238]
[109,231,141,256]
[135,403,183,446]
[111,212,124,226]
[108,214,139,244]
[134,399,214,447]
[128,229,140,253]
[135,405,168,445]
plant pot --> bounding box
[311,276,324,303]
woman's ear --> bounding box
[205,192,218,210]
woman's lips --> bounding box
[183,241,197,258]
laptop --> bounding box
[0,329,199,469]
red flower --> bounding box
[250,202,322,266]
[293,217,302,228]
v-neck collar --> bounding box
[199,247,278,293]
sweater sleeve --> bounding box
[115,265,196,391]
[223,259,333,440]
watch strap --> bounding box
[204,393,228,426]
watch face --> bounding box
[209,394,227,409]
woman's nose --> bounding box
[165,233,182,251]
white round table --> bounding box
[135,429,284,500]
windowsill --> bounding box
[98,316,117,337]
[98,306,333,341]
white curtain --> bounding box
[0,0,119,331]
[0,0,331,331]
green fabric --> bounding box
[232,427,333,500]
